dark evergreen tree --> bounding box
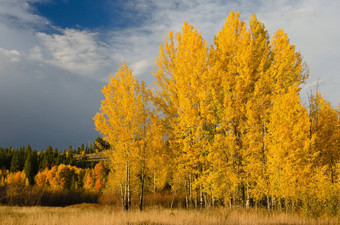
[4,148,13,170]
[0,148,4,169]
[24,152,34,185]
[41,154,49,169]
[24,144,32,158]
[53,148,59,165]
[45,146,54,169]
[85,143,89,153]
[18,147,25,170]
[56,154,61,165]
[88,144,93,154]
[31,150,39,175]
[38,151,44,170]
[10,150,21,172]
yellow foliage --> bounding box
[91,11,339,214]
[266,85,312,201]
[4,171,28,186]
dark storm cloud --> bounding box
[0,57,103,150]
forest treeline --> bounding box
[0,137,110,206]
[0,137,109,171]
[93,12,340,216]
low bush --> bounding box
[0,184,99,206]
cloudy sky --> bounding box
[0,0,339,150]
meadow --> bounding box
[0,204,338,225]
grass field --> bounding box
[0,204,338,225]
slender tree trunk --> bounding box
[124,161,131,211]
[203,192,208,209]
[120,180,124,208]
[139,176,144,211]
[232,190,236,208]
[185,181,189,209]
[246,182,250,209]
[211,191,215,207]
[139,160,145,211]
[170,188,177,211]
[262,121,267,165]
[124,162,129,211]
[127,164,131,210]
[189,174,192,207]
[153,169,157,193]
[266,195,270,213]
[278,198,282,212]
[199,183,203,210]
[241,183,246,208]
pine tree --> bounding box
[31,150,39,177]
[24,144,32,159]
[10,150,21,172]
[24,152,34,185]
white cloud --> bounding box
[0,0,48,27]
[131,58,154,76]
[33,29,111,77]
[0,48,21,62]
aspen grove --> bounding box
[94,12,340,215]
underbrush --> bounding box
[0,185,99,206]
[98,191,186,209]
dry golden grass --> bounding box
[0,204,338,225]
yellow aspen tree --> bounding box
[307,92,340,215]
[309,92,339,182]
[268,29,308,93]
[94,161,106,191]
[135,81,163,211]
[210,12,308,206]
[84,169,94,190]
[46,165,59,190]
[152,22,211,208]
[81,150,87,160]
[147,113,169,194]
[210,11,263,206]
[0,170,7,186]
[242,14,308,209]
[35,169,47,187]
[94,62,151,211]
[266,85,312,211]
[240,14,273,208]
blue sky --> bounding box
[32,0,146,30]
[0,0,339,150]
[34,0,112,29]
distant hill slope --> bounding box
[73,152,109,164]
